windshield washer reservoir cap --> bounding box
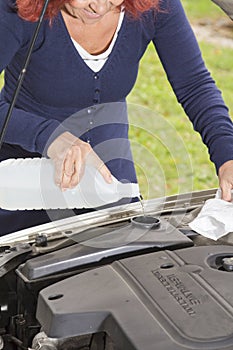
[131,215,161,229]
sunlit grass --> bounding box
[0,73,3,87]
[182,0,225,20]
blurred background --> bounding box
[127,0,233,199]
[0,0,233,199]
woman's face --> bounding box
[66,0,124,23]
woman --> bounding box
[0,0,233,235]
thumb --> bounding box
[220,183,232,202]
[85,150,112,184]
[98,163,113,184]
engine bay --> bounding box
[0,189,233,350]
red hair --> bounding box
[16,0,160,22]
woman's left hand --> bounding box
[218,160,233,201]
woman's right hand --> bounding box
[47,131,112,190]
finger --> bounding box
[68,154,84,188]
[98,163,112,184]
[85,148,103,167]
[70,161,85,188]
[61,149,75,189]
[63,146,83,188]
[53,159,64,187]
[220,182,232,202]
[61,172,73,190]
[86,150,112,183]
[64,149,75,175]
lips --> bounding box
[83,8,102,19]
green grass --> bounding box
[1,1,233,199]
[182,0,225,20]
[0,73,3,87]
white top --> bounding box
[71,11,125,72]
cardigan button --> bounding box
[94,73,99,80]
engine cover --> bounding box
[37,245,233,350]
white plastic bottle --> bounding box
[0,158,140,210]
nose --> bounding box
[89,0,111,15]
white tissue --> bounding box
[189,190,233,240]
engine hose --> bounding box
[3,334,28,350]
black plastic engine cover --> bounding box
[17,218,192,281]
[37,245,233,350]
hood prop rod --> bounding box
[0,0,50,150]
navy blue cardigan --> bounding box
[0,0,233,180]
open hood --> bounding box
[212,0,233,20]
